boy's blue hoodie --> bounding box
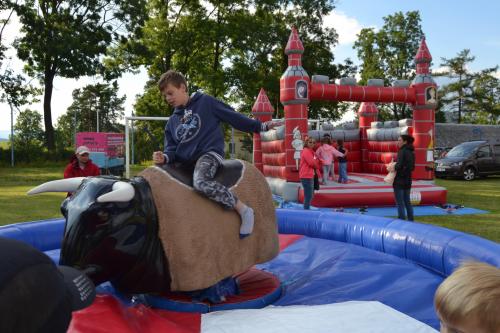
[163,91,262,165]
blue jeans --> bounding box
[322,164,333,183]
[394,188,414,221]
[338,162,348,183]
[301,178,314,210]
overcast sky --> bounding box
[1,0,499,137]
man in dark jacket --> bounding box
[393,135,415,221]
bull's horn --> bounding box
[96,181,135,203]
[27,177,86,195]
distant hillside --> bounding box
[0,138,8,142]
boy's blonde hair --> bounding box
[435,261,500,331]
[158,70,188,92]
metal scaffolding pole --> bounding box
[125,116,169,178]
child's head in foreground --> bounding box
[434,261,500,333]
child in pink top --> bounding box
[315,134,344,184]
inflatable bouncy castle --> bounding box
[252,28,447,208]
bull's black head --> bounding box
[31,176,170,294]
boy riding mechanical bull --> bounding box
[28,70,279,303]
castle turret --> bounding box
[252,88,274,172]
[358,102,379,172]
[280,27,310,182]
[411,38,437,180]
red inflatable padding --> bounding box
[261,140,285,154]
[365,163,389,174]
[368,152,398,164]
[299,184,447,208]
[262,153,286,166]
[345,141,361,151]
[328,141,360,151]
[332,161,362,173]
[367,141,399,153]
[69,295,201,333]
[68,234,300,333]
[345,151,361,163]
[263,165,287,179]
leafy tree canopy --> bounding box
[12,0,146,150]
[353,11,424,120]
[56,82,126,148]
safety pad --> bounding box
[142,269,282,313]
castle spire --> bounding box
[415,38,432,74]
[252,88,275,116]
[285,27,304,55]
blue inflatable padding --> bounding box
[144,295,210,313]
[276,209,500,276]
[257,236,442,329]
[142,284,282,313]
[443,235,500,276]
[0,218,65,252]
[3,210,500,330]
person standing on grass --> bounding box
[393,134,415,221]
[316,134,344,184]
[300,137,321,210]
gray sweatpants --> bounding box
[193,153,237,209]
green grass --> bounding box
[0,163,148,225]
[417,176,500,242]
[1,165,499,243]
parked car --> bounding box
[433,146,452,160]
[434,140,500,180]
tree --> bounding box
[13,0,145,151]
[56,82,126,148]
[467,69,500,124]
[109,0,349,161]
[353,11,424,120]
[435,49,476,124]
[0,1,38,108]
[13,108,44,161]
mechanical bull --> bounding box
[28,160,279,298]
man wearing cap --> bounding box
[0,237,96,333]
[63,146,101,179]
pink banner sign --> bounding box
[76,132,125,157]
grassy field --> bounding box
[418,176,500,242]
[0,163,147,224]
[0,164,499,242]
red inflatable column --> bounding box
[357,102,379,172]
[252,88,274,172]
[280,27,310,183]
[411,38,437,180]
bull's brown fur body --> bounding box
[139,161,279,291]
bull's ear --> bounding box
[96,181,135,203]
[27,177,85,195]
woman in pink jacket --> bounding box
[300,137,321,209]
[315,134,344,184]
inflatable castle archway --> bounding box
[252,28,446,207]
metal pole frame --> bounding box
[124,116,169,178]
[10,103,14,167]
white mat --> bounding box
[201,301,438,333]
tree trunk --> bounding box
[457,74,463,124]
[43,69,56,151]
[458,96,462,124]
